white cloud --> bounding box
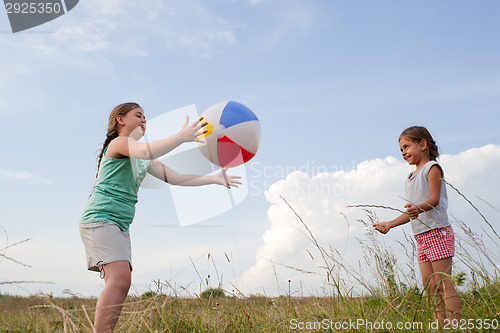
[239,145,500,296]
[0,0,238,80]
[49,0,158,56]
[0,0,239,115]
[248,0,262,6]
[20,0,235,58]
[156,0,236,57]
[0,169,54,185]
[249,0,316,51]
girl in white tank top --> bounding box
[373,126,461,327]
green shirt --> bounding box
[80,151,150,231]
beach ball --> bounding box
[197,101,261,168]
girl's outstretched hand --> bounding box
[178,116,208,143]
[373,222,390,234]
[215,168,242,188]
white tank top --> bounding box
[405,160,450,235]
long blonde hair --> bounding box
[96,102,141,177]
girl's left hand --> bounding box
[404,204,421,219]
[178,116,208,144]
[215,168,242,188]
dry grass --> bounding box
[1,282,499,332]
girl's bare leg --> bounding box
[94,261,131,333]
[431,258,461,321]
[420,261,446,325]
[420,258,461,328]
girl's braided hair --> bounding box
[399,126,439,161]
[96,102,142,177]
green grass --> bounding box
[0,282,499,332]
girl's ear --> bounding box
[116,115,125,125]
[419,139,428,151]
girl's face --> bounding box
[117,107,146,139]
[399,136,429,166]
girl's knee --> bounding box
[432,275,456,297]
[104,270,131,293]
[441,279,457,295]
[108,277,131,294]
[421,274,434,291]
[422,277,431,288]
[433,282,444,295]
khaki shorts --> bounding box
[80,222,132,272]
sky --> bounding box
[1,0,499,298]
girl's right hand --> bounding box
[373,222,391,234]
[215,168,242,188]
[178,116,208,143]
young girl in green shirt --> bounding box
[80,102,241,332]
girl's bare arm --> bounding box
[405,165,442,218]
[147,159,242,188]
[109,116,207,160]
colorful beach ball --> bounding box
[197,101,261,168]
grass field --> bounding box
[0,280,499,332]
[1,188,499,332]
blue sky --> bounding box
[1,0,499,297]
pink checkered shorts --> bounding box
[414,226,455,264]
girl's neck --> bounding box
[414,156,431,173]
[117,129,130,137]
